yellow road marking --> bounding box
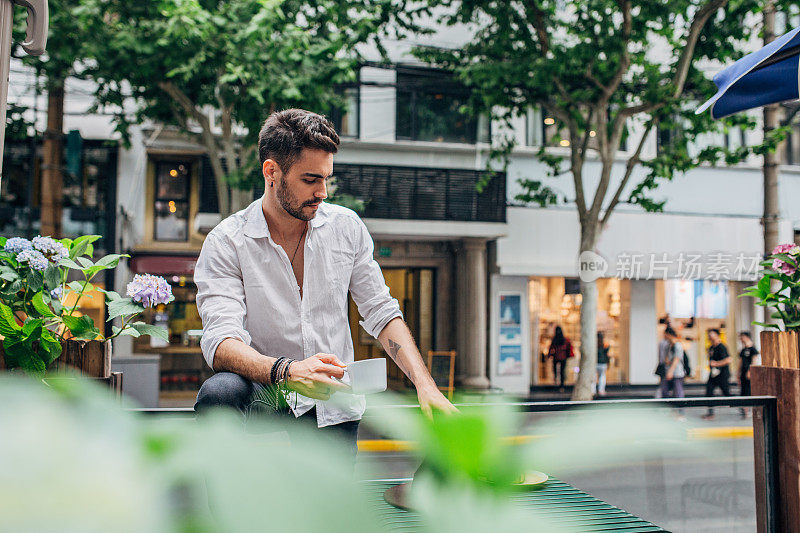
[358,426,753,452]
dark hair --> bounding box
[664,326,678,338]
[597,331,604,343]
[553,326,565,346]
[739,331,752,339]
[708,328,721,336]
[257,109,339,172]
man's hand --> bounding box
[666,370,674,380]
[417,383,458,418]
[286,353,349,400]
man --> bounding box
[702,328,731,420]
[193,109,455,460]
[738,331,760,419]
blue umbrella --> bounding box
[697,26,800,119]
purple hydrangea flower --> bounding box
[771,244,800,275]
[32,235,69,264]
[50,286,63,300]
[17,249,49,271]
[4,237,33,254]
[126,274,173,308]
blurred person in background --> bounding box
[548,325,574,392]
[655,328,671,398]
[738,331,761,419]
[660,327,686,400]
[702,328,732,420]
[594,331,611,397]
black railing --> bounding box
[332,163,506,223]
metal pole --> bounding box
[0,0,14,191]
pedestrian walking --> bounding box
[702,328,732,420]
[595,331,611,397]
[659,327,686,399]
[547,325,574,392]
[738,331,761,418]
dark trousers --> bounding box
[194,372,360,463]
[553,359,567,388]
[705,373,731,415]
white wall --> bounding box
[629,280,659,385]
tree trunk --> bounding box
[41,80,65,237]
[572,224,599,401]
[763,2,780,256]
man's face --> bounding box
[269,148,333,221]
[709,331,720,344]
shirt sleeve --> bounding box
[348,217,403,338]
[195,231,252,369]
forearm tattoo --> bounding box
[388,339,402,359]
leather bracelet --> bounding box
[281,360,294,384]
[271,357,287,385]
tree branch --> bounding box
[600,119,656,227]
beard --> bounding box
[276,176,319,221]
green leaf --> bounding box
[2,335,25,367]
[68,280,93,293]
[76,256,94,269]
[0,265,17,282]
[97,288,122,302]
[31,292,56,317]
[95,253,128,268]
[18,352,46,378]
[59,257,84,270]
[113,325,141,338]
[62,314,100,340]
[22,318,43,338]
[26,270,43,293]
[0,301,21,337]
[43,265,61,291]
[58,238,73,249]
[107,297,146,320]
[130,321,169,341]
[69,235,101,259]
[752,321,780,330]
[39,329,62,366]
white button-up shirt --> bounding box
[195,198,402,427]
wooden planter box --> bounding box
[0,339,122,396]
[752,331,800,533]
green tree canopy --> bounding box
[79,0,414,215]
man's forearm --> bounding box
[213,337,275,385]
[377,317,436,390]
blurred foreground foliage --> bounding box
[0,377,704,532]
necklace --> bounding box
[289,225,307,267]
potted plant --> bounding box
[743,243,800,367]
[0,234,174,378]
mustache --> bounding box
[303,200,322,207]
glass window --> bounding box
[396,68,488,144]
[154,161,190,242]
[330,86,359,138]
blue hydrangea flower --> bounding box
[32,235,69,264]
[50,286,63,300]
[4,237,33,254]
[17,249,49,271]
[126,274,173,308]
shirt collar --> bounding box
[242,198,330,239]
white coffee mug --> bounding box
[341,358,387,395]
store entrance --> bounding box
[529,277,630,386]
[349,267,435,390]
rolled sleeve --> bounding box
[348,218,403,338]
[195,231,252,368]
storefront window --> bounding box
[529,277,630,385]
[657,279,735,382]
